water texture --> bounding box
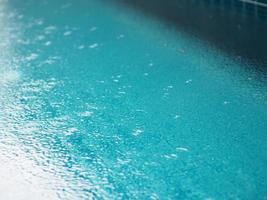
[0,0,267,199]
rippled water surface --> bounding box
[0,0,267,199]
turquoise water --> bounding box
[0,0,267,199]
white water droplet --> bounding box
[223,101,229,105]
[174,115,181,119]
[78,45,85,50]
[63,31,72,36]
[186,79,192,84]
[132,128,143,136]
[89,43,98,49]
[176,147,189,152]
[44,41,51,46]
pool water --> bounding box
[0,0,267,199]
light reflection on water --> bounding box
[0,0,267,199]
[0,1,92,199]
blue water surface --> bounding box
[0,0,267,199]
